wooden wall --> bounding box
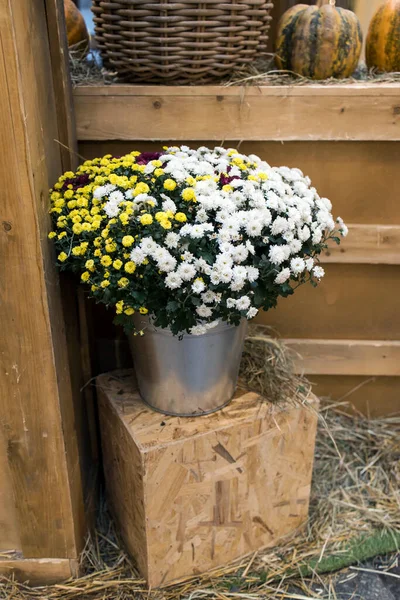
[79,138,400,417]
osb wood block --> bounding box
[97,370,319,588]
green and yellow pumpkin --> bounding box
[64,0,89,52]
[366,0,400,72]
[275,0,363,80]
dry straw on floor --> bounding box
[70,50,400,88]
[1,330,399,599]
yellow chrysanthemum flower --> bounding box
[72,246,82,256]
[124,261,136,274]
[134,182,150,197]
[117,277,129,288]
[163,179,177,191]
[101,255,112,267]
[139,307,148,314]
[113,259,123,270]
[58,252,68,262]
[175,212,187,223]
[72,223,83,235]
[181,188,196,201]
[115,300,124,314]
[122,235,134,247]
[100,280,110,288]
[159,219,172,229]
[48,231,56,239]
[58,232,67,239]
[124,307,135,315]
[85,259,95,271]
[140,214,153,226]
[81,271,90,282]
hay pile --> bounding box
[69,50,400,88]
[1,333,399,599]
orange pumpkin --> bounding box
[64,0,89,52]
[366,0,400,72]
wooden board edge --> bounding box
[73,83,400,97]
[0,557,79,586]
[285,339,400,376]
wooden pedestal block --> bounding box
[97,371,318,588]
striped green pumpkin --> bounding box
[366,1,400,73]
[275,0,362,80]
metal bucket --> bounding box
[128,316,248,416]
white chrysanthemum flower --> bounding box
[181,251,195,263]
[93,183,116,199]
[220,269,233,283]
[271,216,289,236]
[141,237,157,254]
[165,272,183,290]
[190,324,208,336]
[177,263,196,281]
[192,278,206,293]
[246,307,258,319]
[245,240,255,255]
[232,265,247,281]
[245,219,263,237]
[130,247,146,265]
[290,239,302,254]
[196,305,213,318]
[104,201,121,218]
[165,232,180,249]
[162,199,177,214]
[336,216,348,237]
[236,295,251,311]
[226,298,236,308]
[246,266,260,282]
[313,266,325,279]
[232,244,248,263]
[269,245,287,265]
[312,229,323,244]
[290,257,306,275]
[195,208,208,223]
[230,279,245,292]
[275,268,291,284]
[157,255,177,273]
[210,271,221,285]
[305,258,314,271]
[202,290,218,304]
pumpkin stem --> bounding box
[317,0,336,6]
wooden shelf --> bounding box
[321,224,400,265]
[74,83,400,142]
[286,339,400,377]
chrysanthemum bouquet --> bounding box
[49,146,347,336]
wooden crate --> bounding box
[97,371,318,588]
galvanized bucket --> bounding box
[128,316,248,417]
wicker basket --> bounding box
[91,0,274,83]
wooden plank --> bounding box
[0,0,85,558]
[73,83,400,141]
[321,224,400,265]
[44,0,99,519]
[79,140,400,226]
[0,558,78,586]
[285,339,400,376]
[256,264,400,341]
[98,371,318,588]
[0,430,20,552]
[44,0,78,171]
